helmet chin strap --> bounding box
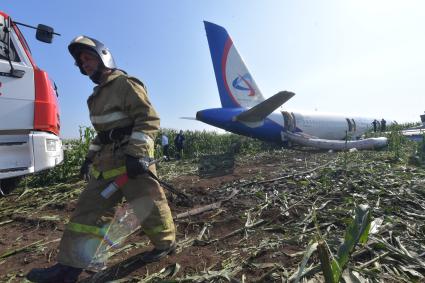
[88,61,107,84]
[89,65,115,84]
[89,68,104,84]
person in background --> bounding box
[26,35,176,283]
[162,133,170,161]
[372,119,378,133]
[174,130,185,160]
[380,118,387,132]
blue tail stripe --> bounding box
[204,21,240,108]
[197,108,283,143]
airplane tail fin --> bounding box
[204,21,265,108]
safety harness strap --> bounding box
[97,125,133,144]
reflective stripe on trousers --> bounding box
[57,167,175,268]
[91,166,126,179]
[66,221,107,238]
[143,224,167,237]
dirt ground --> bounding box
[0,150,313,282]
[1,148,424,282]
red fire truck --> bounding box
[0,11,63,194]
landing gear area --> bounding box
[0,177,22,196]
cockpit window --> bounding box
[0,40,20,62]
[0,14,6,43]
[0,15,20,62]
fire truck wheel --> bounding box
[0,177,22,196]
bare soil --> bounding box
[1,148,424,282]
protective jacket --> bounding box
[57,70,175,269]
[86,70,159,179]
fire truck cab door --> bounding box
[0,14,35,131]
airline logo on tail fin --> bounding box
[232,74,255,96]
[204,21,265,108]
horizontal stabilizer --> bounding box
[180,117,197,120]
[233,91,295,127]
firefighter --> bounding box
[27,36,176,283]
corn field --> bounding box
[155,129,279,158]
[23,124,424,188]
[24,127,279,187]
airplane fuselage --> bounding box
[196,108,374,144]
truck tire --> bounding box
[0,177,22,196]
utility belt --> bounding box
[98,125,133,144]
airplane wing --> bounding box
[233,91,295,127]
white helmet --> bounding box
[68,35,116,75]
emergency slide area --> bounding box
[283,131,388,150]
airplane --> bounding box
[194,21,388,150]
[402,128,425,142]
[400,114,425,142]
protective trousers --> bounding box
[57,167,175,269]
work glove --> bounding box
[126,155,150,178]
[80,158,92,181]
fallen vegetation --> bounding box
[1,131,425,282]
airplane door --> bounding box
[282,111,296,132]
[346,118,353,132]
[351,119,356,132]
[0,15,35,131]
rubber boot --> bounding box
[26,263,82,283]
[141,242,176,263]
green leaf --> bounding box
[294,241,318,283]
[332,204,372,282]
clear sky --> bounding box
[3,1,425,138]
